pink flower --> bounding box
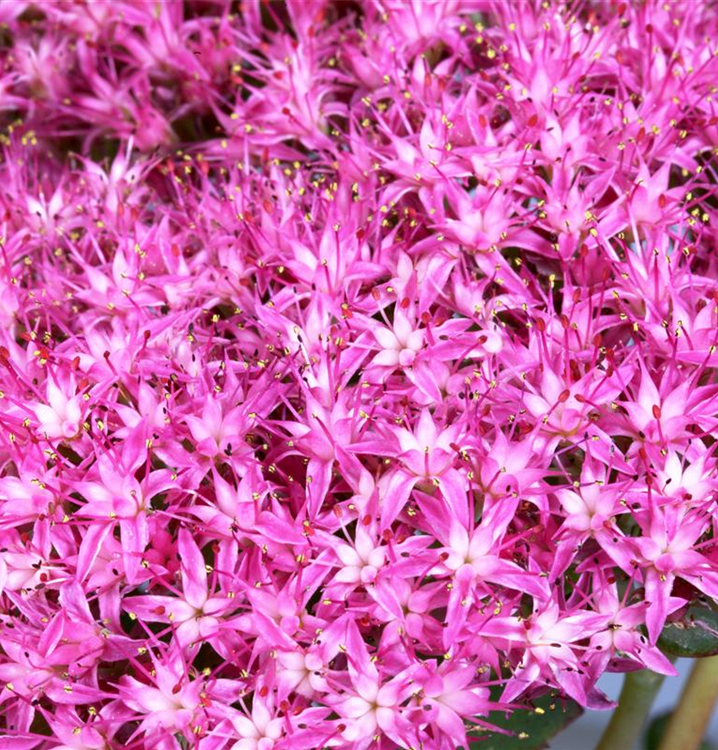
[230,688,285,750]
[483,602,610,705]
[2,2,718,748]
[606,506,718,643]
[124,528,232,648]
[328,621,418,750]
[414,663,492,748]
[119,650,202,737]
[32,373,85,440]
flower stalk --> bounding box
[657,656,718,750]
[595,669,667,750]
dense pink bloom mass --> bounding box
[1,1,718,748]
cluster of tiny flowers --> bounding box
[1,1,718,749]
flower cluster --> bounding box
[1,1,718,749]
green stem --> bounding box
[595,669,667,750]
[657,656,718,750]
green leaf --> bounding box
[470,693,582,750]
[644,712,716,750]
[657,604,718,658]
